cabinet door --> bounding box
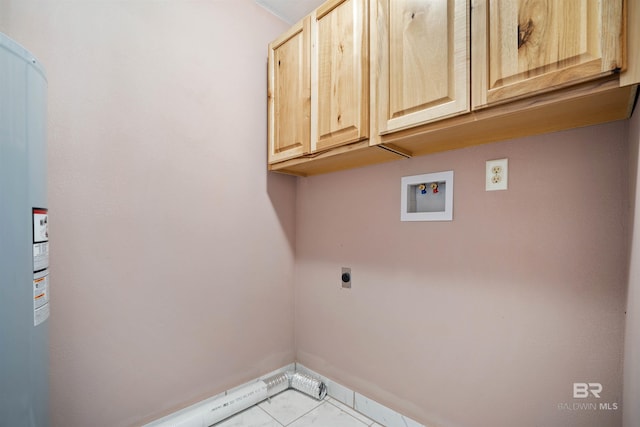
[312,0,369,153]
[374,0,469,136]
[268,17,311,164]
[472,0,624,109]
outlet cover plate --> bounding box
[486,158,508,191]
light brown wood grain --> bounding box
[472,0,625,109]
[388,0,449,116]
[270,78,637,176]
[311,0,369,153]
[267,0,636,177]
[368,0,381,146]
[373,0,469,137]
[268,17,311,164]
[268,140,403,176]
[382,77,637,157]
[621,0,640,86]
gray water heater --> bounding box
[0,33,50,426]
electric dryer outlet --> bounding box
[341,267,351,288]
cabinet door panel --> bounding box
[472,0,624,108]
[389,0,449,116]
[312,0,369,152]
[375,0,469,135]
[268,18,311,164]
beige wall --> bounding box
[0,1,7,30]
[2,1,636,426]
[624,106,640,427]
[0,1,294,426]
[295,121,629,427]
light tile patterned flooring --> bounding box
[213,389,384,427]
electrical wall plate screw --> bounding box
[341,267,351,289]
[486,158,508,191]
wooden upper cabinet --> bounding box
[471,0,625,109]
[373,0,470,136]
[311,0,369,153]
[268,17,311,164]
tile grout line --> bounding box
[280,396,327,426]
[325,399,373,426]
[347,388,376,426]
[255,404,285,426]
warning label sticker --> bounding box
[33,208,49,272]
[33,270,50,326]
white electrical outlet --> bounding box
[486,158,508,191]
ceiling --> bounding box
[255,0,325,24]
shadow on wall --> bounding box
[266,171,297,253]
[624,101,640,427]
[628,108,639,260]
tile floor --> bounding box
[213,389,383,427]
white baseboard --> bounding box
[295,363,426,427]
[144,362,427,427]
